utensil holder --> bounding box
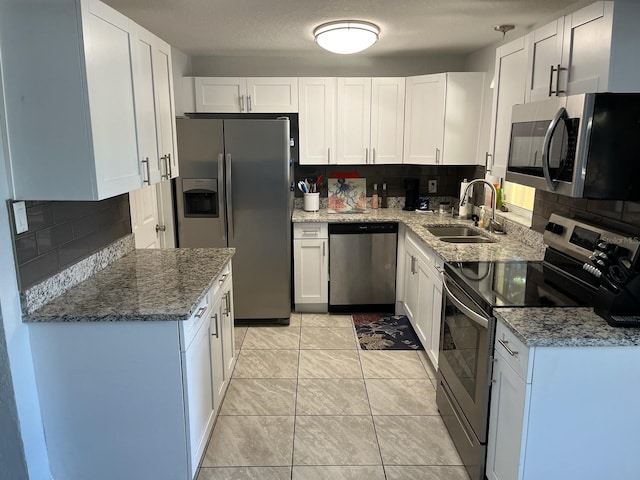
[304,193,320,212]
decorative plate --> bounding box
[327,178,367,213]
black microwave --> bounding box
[506,93,640,199]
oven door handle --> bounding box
[443,278,489,329]
[542,106,566,192]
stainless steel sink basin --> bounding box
[426,225,484,237]
[439,236,496,244]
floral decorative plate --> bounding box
[327,178,367,213]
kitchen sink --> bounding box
[439,236,496,244]
[425,225,482,237]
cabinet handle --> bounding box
[435,148,440,164]
[410,256,416,274]
[365,148,369,164]
[194,306,207,319]
[485,152,493,172]
[165,153,172,178]
[141,157,150,185]
[322,241,326,257]
[248,94,252,112]
[223,291,231,316]
[239,94,245,112]
[218,273,228,285]
[372,148,376,164]
[549,64,567,96]
[497,338,518,357]
[212,313,219,338]
[328,147,331,164]
[159,155,169,180]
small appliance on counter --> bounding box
[402,178,420,211]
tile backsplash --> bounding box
[9,195,132,290]
[532,190,640,236]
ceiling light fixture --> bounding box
[313,20,380,54]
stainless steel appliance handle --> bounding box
[211,313,219,338]
[541,107,566,191]
[225,153,234,241]
[497,338,518,357]
[141,157,150,185]
[217,153,225,234]
[443,278,489,329]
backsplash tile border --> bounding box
[22,234,135,315]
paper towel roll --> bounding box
[459,181,472,218]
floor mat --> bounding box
[352,314,424,350]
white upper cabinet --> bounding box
[298,78,336,165]
[3,0,143,200]
[299,77,405,165]
[525,1,640,100]
[194,77,299,113]
[404,73,484,166]
[370,78,406,165]
[336,78,372,165]
[134,26,178,185]
[489,37,530,179]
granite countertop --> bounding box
[495,307,640,347]
[24,248,235,323]
[292,208,544,262]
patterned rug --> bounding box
[352,314,424,350]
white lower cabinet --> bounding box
[487,317,640,480]
[293,223,329,312]
[29,261,236,480]
[400,229,444,367]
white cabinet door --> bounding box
[403,74,445,165]
[427,265,443,367]
[195,77,246,113]
[246,77,298,112]
[221,284,236,381]
[134,27,162,185]
[293,238,329,310]
[370,78,405,165]
[336,78,372,165]
[561,1,613,95]
[210,300,226,411]
[525,19,564,102]
[184,315,215,480]
[488,37,529,179]
[486,350,527,480]
[299,78,336,165]
[154,38,179,179]
[83,0,142,199]
[414,257,431,347]
[129,183,161,249]
[402,247,419,324]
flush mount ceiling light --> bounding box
[313,21,380,54]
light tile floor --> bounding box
[197,313,469,480]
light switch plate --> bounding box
[12,201,28,234]
[428,180,437,193]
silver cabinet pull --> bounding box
[194,306,207,319]
[165,153,172,178]
[223,291,231,316]
[159,155,168,179]
[485,152,493,172]
[410,256,416,274]
[247,94,252,112]
[327,147,331,164]
[218,273,228,285]
[141,157,150,185]
[372,148,376,164]
[211,313,219,338]
[549,64,567,96]
[155,224,166,233]
[322,241,326,257]
[497,338,518,357]
[365,148,369,164]
[239,94,245,112]
[435,148,440,164]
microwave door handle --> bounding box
[443,278,489,329]
[542,106,567,191]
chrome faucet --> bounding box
[460,179,504,233]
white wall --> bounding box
[190,53,466,77]
[0,29,51,480]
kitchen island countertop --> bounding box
[24,248,235,323]
[292,207,544,262]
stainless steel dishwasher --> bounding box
[328,222,398,313]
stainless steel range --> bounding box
[436,214,640,480]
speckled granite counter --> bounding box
[24,248,235,323]
[495,307,640,347]
[292,208,544,262]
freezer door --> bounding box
[175,119,227,247]
[224,119,291,320]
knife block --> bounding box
[593,275,640,327]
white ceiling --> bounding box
[103,0,583,57]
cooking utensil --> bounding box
[297,181,308,194]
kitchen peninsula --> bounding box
[24,248,236,480]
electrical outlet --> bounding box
[428,180,437,193]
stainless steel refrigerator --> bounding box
[175,118,292,323]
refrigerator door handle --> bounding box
[225,153,234,241]
[218,153,226,240]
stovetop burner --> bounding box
[444,260,593,311]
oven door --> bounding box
[438,275,493,441]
